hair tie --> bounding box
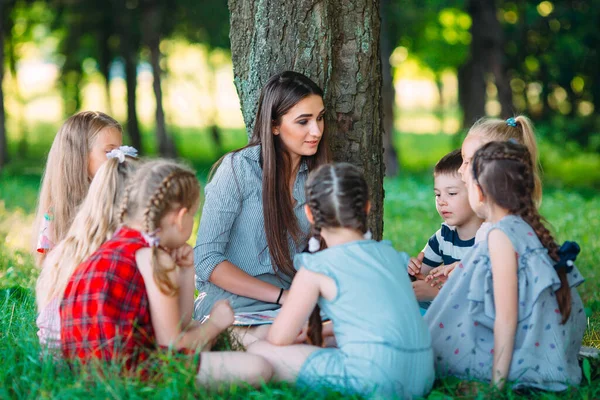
[506,117,518,128]
[308,236,320,253]
[507,138,519,145]
[142,229,161,248]
[107,145,139,163]
[555,241,580,273]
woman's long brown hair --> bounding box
[472,141,571,324]
[210,71,330,280]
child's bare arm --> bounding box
[268,268,323,346]
[488,229,518,389]
[137,247,233,350]
[171,244,195,325]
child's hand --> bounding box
[208,300,235,331]
[407,252,425,276]
[171,244,194,268]
[426,261,458,287]
[294,322,309,344]
[412,280,439,301]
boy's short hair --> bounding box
[434,149,463,176]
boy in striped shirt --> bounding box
[408,150,483,310]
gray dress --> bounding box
[425,215,586,391]
[193,145,310,319]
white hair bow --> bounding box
[142,229,160,248]
[106,146,138,163]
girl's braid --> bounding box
[143,171,179,233]
[350,184,368,233]
[476,141,572,324]
[143,170,182,296]
[118,183,132,224]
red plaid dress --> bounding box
[60,226,200,376]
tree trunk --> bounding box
[98,27,113,115]
[458,59,486,128]
[460,0,511,126]
[380,0,399,177]
[229,0,385,239]
[0,12,8,170]
[484,0,512,118]
[142,2,176,157]
[119,9,143,152]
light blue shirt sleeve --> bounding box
[194,154,244,282]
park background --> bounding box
[0,0,599,398]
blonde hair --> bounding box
[119,160,200,296]
[467,115,542,206]
[33,111,123,266]
[35,156,140,310]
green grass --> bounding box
[1,131,600,398]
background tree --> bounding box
[0,0,11,171]
[228,0,385,239]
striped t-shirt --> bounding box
[422,223,475,268]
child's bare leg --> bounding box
[197,351,273,388]
[247,340,322,382]
[231,325,271,347]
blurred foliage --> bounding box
[0,0,599,159]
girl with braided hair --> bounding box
[425,141,585,391]
[60,160,273,386]
[248,163,434,399]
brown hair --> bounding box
[304,163,370,345]
[119,160,200,296]
[467,115,542,206]
[434,149,463,176]
[33,111,122,266]
[210,71,330,279]
[472,141,571,323]
[36,156,140,310]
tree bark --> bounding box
[228,0,385,239]
[142,1,176,157]
[0,9,8,170]
[380,0,399,177]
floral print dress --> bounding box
[425,215,586,391]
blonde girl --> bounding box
[428,115,543,283]
[425,141,585,390]
[35,148,139,349]
[33,111,123,265]
[60,160,272,386]
[458,116,542,204]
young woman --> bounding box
[194,71,330,344]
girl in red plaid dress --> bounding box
[61,160,273,386]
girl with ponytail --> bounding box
[248,163,434,399]
[425,141,586,391]
[36,147,139,350]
